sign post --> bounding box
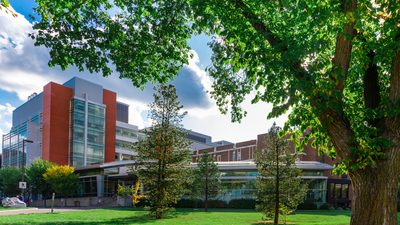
[51,193,55,213]
[19,182,27,189]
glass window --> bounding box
[329,183,335,198]
[342,184,349,199]
[335,184,342,198]
[116,126,138,139]
[88,103,105,117]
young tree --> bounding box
[0,167,22,196]
[135,84,191,219]
[32,1,400,224]
[26,159,54,205]
[255,124,308,225]
[43,165,79,206]
[193,152,221,211]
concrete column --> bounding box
[96,175,104,197]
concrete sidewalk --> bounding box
[0,207,89,216]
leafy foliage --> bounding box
[191,152,221,211]
[133,84,191,219]
[117,180,144,207]
[0,0,9,7]
[43,165,79,198]
[255,124,308,223]
[32,0,400,173]
[26,159,54,198]
[0,167,22,196]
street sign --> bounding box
[19,182,27,189]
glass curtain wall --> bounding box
[2,114,41,168]
[70,99,105,167]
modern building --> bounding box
[2,77,139,169]
[2,76,349,208]
[191,133,351,207]
[186,129,232,151]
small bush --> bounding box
[228,199,255,209]
[206,200,227,208]
[297,201,317,210]
[318,203,331,210]
[135,197,150,207]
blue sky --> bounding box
[0,2,288,152]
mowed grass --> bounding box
[0,207,371,225]
[0,208,352,225]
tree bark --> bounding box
[349,147,400,225]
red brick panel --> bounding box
[240,147,250,160]
[216,144,234,151]
[236,140,256,148]
[42,82,73,165]
[103,89,116,163]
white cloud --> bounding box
[117,97,151,129]
[184,95,289,143]
[0,102,15,152]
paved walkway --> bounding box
[0,207,89,216]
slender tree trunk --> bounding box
[205,174,208,212]
[205,161,209,212]
[274,140,280,225]
[349,147,400,225]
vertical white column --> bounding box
[84,93,88,166]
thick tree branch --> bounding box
[232,0,280,47]
[232,0,357,159]
[231,0,309,83]
[387,48,400,132]
[314,0,358,158]
[331,0,357,91]
[389,49,400,102]
[318,108,353,159]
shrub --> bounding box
[207,200,227,208]
[318,203,331,210]
[297,201,317,210]
[135,197,150,207]
[228,199,256,209]
[175,199,203,208]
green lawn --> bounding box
[0,207,31,211]
[0,208,356,225]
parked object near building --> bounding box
[2,197,26,208]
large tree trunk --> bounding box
[349,147,400,225]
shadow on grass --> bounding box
[250,210,352,225]
[104,207,257,213]
[7,214,174,225]
[6,209,191,225]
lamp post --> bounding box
[21,139,33,183]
